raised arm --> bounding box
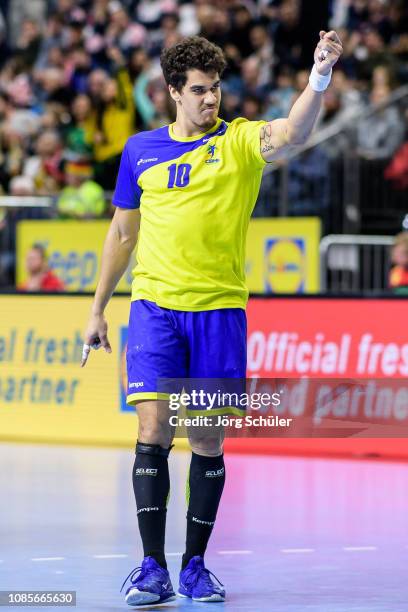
[260,30,343,162]
[82,206,140,365]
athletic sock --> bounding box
[182,452,225,569]
[132,443,171,570]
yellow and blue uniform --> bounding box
[112,117,266,409]
[113,117,266,310]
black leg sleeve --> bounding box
[133,442,171,569]
[182,452,225,569]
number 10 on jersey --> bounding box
[167,163,191,188]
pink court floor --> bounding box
[1,443,408,611]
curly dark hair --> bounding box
[160,36,227,92]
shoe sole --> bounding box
[193,594,225,602]
[126,589,176,606]
[178,592,225,602]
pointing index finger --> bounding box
[81,343,91,368]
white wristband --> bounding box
[309,64,332,92]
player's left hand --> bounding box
[81,339,103,368]
[314,30,343,76]
[81,313,111,367]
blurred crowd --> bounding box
[0,0,407,203]
[0,0,408,289]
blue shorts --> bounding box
[126,300,247,414]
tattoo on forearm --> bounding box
[260,124,276,155]
[261,144,276,154]
[260,124,273,144]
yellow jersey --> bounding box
[112,117,266,311]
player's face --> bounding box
[175,70,221,129]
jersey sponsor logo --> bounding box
[135,468,158,476]
[129,381,144,388]
[137,157,158,166]
[205,467,225,478]
[205,144,220,164]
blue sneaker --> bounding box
[178,556,226,602]
[121,556,175,606]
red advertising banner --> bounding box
[246,298,407,378]
[225,298,408,460]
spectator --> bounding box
[35,13,65,71]
[372,63,396,88]
[14,18,42,69]
[131,47,162,128]
[92,48,135,189]
[106,1,147,53]
[229,5,254,59]
[357,84,404,159]
[242,94,264,121]
[87,68,109,103]
[35,66,73,108]
[1,58,34,108]
[57,161,106,218]
[288,146,330,217]
[0,123,26,191]
[22,130,64,195]
[357,25,397,83]
[149,87,175,128]
[136,0,177,34]
[292,68,310,95]
[320,87,343,126]
[220,89,240,122]
[178,3,199,37]
[196,5,229,50]
[389,232,408,294]
[18,243,65,292]
[385,141,408,190]
[249,23,275,87]
[331,69,363,121]
[264,65,296,121]
[274,0,303,69]
[346,0,370,32]
[64,93,96,162]
[64,19,85,53]
[68,46,93,95]
[53,0,79,19]
[148,12,181,56]
[241,55,269,100]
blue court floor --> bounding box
[1,443,408,612]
